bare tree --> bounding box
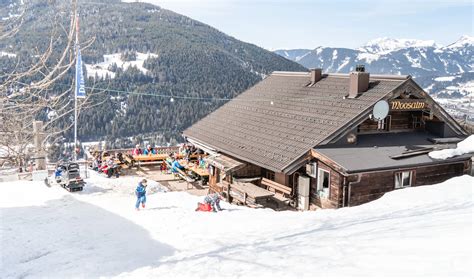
[0,0,103,169]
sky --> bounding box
[128,0,473,50]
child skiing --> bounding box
[135,179,147,210]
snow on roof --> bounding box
[429,135,474,160]
[1,172,473,277]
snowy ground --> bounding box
[85,52,158,79]
[1,172,473,278]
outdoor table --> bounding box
[133,154,168,162]
[222,181,274,206]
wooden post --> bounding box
[33,121,46,170]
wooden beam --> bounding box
[310,149,348,175]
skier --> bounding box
[135,179,147,210]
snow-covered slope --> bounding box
[1,172,473,278]
[273,48,312,62]
[85,52,159,79]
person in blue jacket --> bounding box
[143,145,156,155]
[171,159,185,173]
[135,179,148,210]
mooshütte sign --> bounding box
[390,99,426,111]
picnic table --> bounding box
[178,160,209,186]
[179,160,209,177]
[218,181,274,206]
[133,154,169,162]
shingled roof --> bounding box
[183,71,409,173]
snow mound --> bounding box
[429,135,474,159]
[1,172,473,278]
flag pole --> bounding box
[74,3,79,162]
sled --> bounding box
[195,202,213,212]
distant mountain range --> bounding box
[274,36,474,99]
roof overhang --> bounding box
[205,153,246,173]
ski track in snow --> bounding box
[1,173,473,278]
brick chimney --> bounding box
[310,68,322,84]
[348,65,369,98]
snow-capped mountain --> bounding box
[274,35,473,97]
[442,35,474,51]
[358,37,439,54]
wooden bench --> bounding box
[261,178,292,204]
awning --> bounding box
[205,154,245,173]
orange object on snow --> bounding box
[195,202,212,212]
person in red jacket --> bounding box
[132,144,142,156]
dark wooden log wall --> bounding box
[358,111,423,133]
[348,161,469,207]
[233,164,261,178]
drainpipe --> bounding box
[347,174,361,207]
[342,176,347,208]
[292,172,300,208]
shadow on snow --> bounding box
[1,195,174,278]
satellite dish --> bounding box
[372,100,389,120]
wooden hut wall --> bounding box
[347,161,469,207]
[233,164,261,178]
[358,111,424,133]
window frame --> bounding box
[394,170,413,189]
[317,168,331,198]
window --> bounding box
[317,168,330,197]
[395,171,413,189]
[377,119,385,130]
[265,170,275,181]
[377,115,391,131]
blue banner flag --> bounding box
[75,47,86,99]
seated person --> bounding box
[171,159,185,173]
[160,160,168,173]
[91,158,99,171]
[143,145,156,155]
[132,144,142,156]
[99,161,108,173]
[54,166,63,177]
[54,166,64,183]
[198,156,205,168]
[105,158,119,178]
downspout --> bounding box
[292,172,300,208]
[342,176,347,208]
[347,174,362,207]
